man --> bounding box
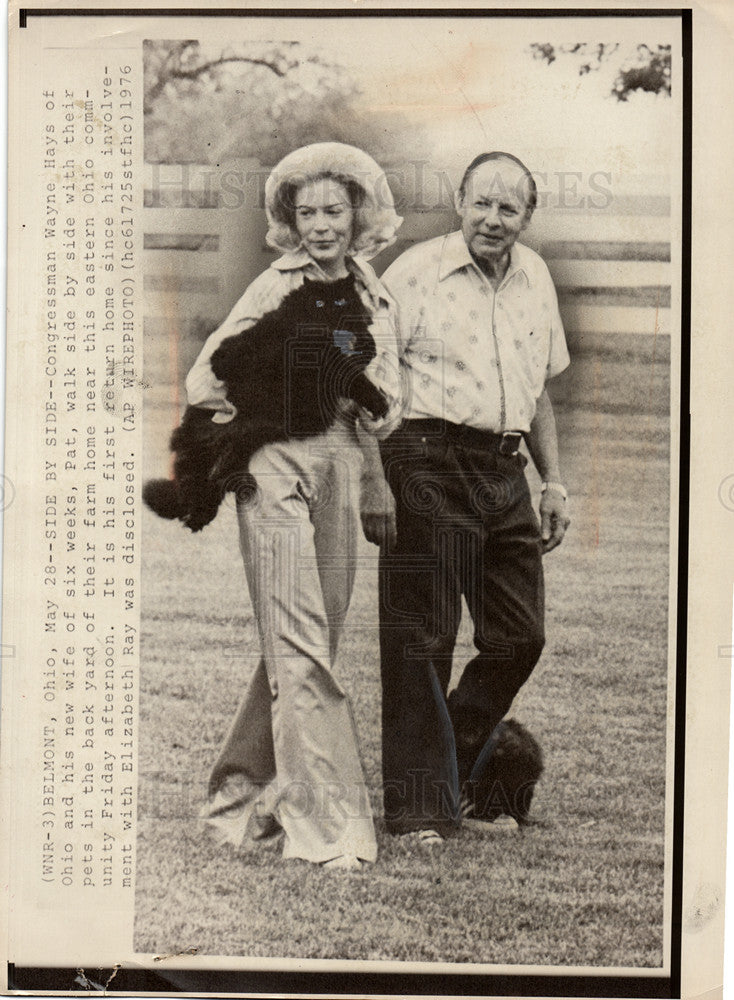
[373,151,570,841]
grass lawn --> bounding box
[134,340,672,967]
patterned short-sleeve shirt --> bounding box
[381,230,570,433]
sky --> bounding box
[289,15,679,190]
[346,18,677,185]
[152,14,680,195]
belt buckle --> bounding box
[499,431,522,456]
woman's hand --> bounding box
[360,469,397,550]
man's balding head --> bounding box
[458,152,538,220]
[454,153,537,271]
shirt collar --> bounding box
[271,247,320,273]
[438,230,529,286]
[271,248,391,309]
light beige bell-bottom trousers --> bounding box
[201,424,377,864]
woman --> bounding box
[187,143,403,871]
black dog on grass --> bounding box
[450,708,544,825]
[143,274,388,532]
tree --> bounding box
[143,39,427,168]
[529,43,672,101]
[144,40,298,112]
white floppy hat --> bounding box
[265,142,403,261]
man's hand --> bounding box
[539,488,570,554]
[360,470,397,550]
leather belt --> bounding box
[396,420,524,456]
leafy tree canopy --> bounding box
[144,39,427,168]
[529,43,672,101]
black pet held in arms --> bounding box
[143,274,388,532]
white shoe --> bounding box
[463,814,519,833]
[400,828,445,849]
[321,854,363,872]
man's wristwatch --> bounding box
[540,481,568,501]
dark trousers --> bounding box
[378,421,545,834]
